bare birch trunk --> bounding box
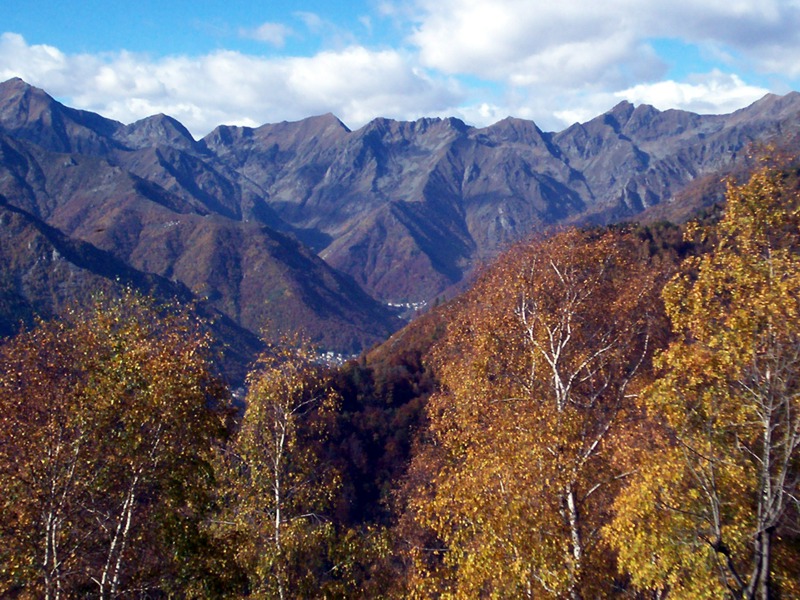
[98,473,139,599]
[565,483,583,600]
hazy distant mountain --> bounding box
[1,76,798,361]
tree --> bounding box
[215,339,342,599]
[403,228,664,598]
[607,160,800,599]
[0,311,96,599]
[0,289,229,598]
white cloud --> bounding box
[398,0,800,129]
[408,0,800,89]
[0,33,71,89]
[2,0,799,141]
[442,71,772,132]
[0,33,462,137]
[409,0,660,87]
[520,72,771,131]
[294,12,325,34]
[240,22,293,47]
[615,71,770,115]
[453,102,510,128]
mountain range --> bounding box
[1,76,799,374]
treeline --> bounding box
[2,157,800,598]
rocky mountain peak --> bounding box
[311,112,351,133]
[0,77,59,131]
[357,116,467,149]
[626,103,660,127]
[254,113,350,147]
[730,91,800,122]
[3,77,800,359]
[0,77,123,154]
[601,100,636,132]
[120,113,202,152]
[201,124,254,150]
[484,116,547,145]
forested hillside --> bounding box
[2,156,800,597]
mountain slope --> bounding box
[1,76,799,356]
[198,93,800,301]
[0,82,401,354]
[0,192,262,383]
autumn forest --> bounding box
[2,155,800,598]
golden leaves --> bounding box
[215,336,343,598]
[0,287,228,597]
[608,158,800,597]
[407,227,665,598]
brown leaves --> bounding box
[0,288,228,598]
[404,227,667,598]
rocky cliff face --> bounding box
[1,76,798,356]
[200,91,800,302]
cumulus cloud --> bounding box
[615,71,770,115]
[0,33,462,137]
[409,0,663,88]
[0,33,76,94]
[408,0,800,90]
[398,0,800,129]
[285,47,461,124]
[1,0,799,139]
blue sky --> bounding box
[2,1,799,137]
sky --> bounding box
[2,0,799,138]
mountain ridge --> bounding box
[1,76,799,361]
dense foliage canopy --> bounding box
[0,290,229,598]
[399,227,669,598]
[608,159,800,599]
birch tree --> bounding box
[0,290,228,598]
[0,312,96,599]
[405,229,663,599]
[607,161,800,599]
[218,340,341,599]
